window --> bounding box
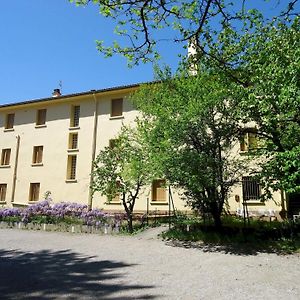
[152,179,167,202]
[32,146,43,164]
[111,98,123,117]
[242,176,261,201]
[70,105,80,127]
[107,181,121,203]
[109,139,117,149]
[0,184,7,202]
[1,149,11,166]
[67,155,77,180]
[5,113,15,129]
[240,129,258,152]
[36,109,47,126]
[29,183,40,202]
[68,133,78,150]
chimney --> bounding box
[52,88,61,97]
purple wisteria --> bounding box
[0,200,125,226]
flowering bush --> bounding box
[0,200,125,226]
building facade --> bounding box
[0,84,286,218]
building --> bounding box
[0,84,287,218]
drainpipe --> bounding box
[88,92,99,210]
[11,135,20,203]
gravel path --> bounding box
[0,227,299,300]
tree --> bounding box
[92,126,155,233]
[225,16,300,200]
[133,70,249,228]
[70,0,299,65]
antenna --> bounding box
[58,80,63,93]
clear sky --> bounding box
[0,1,296,105]
[0,0,183,104]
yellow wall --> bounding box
[0,88,284,216]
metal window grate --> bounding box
[67,155,77,180]
[242,176,261,201]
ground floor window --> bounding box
[242,176,261,201]
[152,179,167,202]
[29,183,40,202]
[0,184,7,202]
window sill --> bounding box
[105,201,122,205]
[65,179,77,183]
[67,149,79,153]
[0,201,6,205]
[28,201,39,204]
[4,128,14,132]
[69,126,80,131]
[109,115,124,120]
[150,201,168,206]
[31,163,43,167]
[35,124,47,128]
[0,165,11,169]
[245,201,265,206]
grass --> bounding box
[161,216,300,254]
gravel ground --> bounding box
[0,227,299,300]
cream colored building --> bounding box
[0,84,287,218]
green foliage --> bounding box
[92,126,156,232]
[69,1,300,65]
[133,70,249,227]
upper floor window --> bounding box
[242,176,261,201]
[240,129,258,152]
[70,105,80,127]
[111,98,123,117]
[0,184,7,202]
[1,149,11,166]
[29,183,40,202]
[68,133,78,150]
[5,113,15,130]
[32,146,43,165]
[67,155,77,180]
[152,179,167,202]
[36,109,47,126]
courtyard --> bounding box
[0,227,299,299]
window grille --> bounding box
[242,176,261,201]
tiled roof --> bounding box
[0,82,144,109]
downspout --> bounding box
[11,135,20,203]
[88,92,99,210]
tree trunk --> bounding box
[127,213,134,233]
[210,202,223,230]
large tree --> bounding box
[133,70,249,228]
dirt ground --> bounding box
[0,227,299,299]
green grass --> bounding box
[162,216,300,254]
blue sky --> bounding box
[0,1,296,104]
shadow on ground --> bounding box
[0,248,157,299]
[164,239,292,256]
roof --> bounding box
[0,82,144,109]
